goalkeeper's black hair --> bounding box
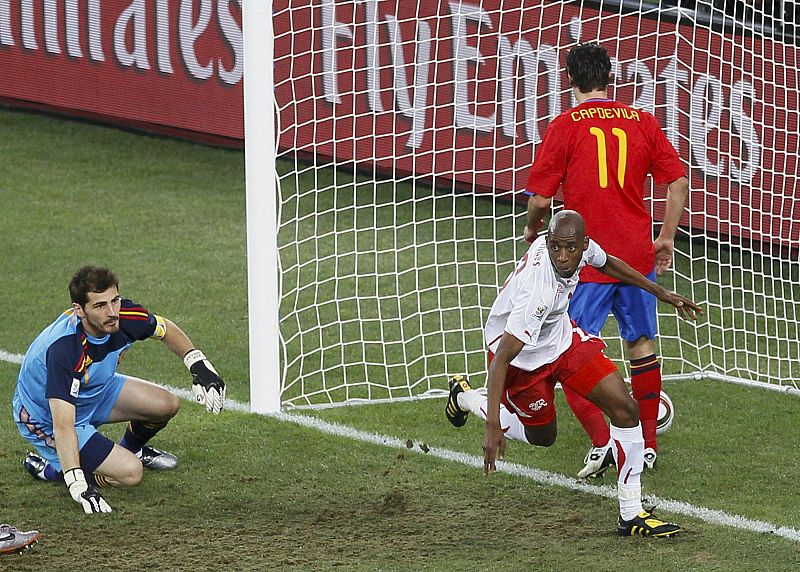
[69,265,119,307]
[566,43,612,93]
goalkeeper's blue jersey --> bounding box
[13,299,157,426]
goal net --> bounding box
[252,0,800,410]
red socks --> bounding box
[630,354,661,451]
[563,385,610,447]
[564,354,661,451]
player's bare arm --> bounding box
[483,332,525,475]
[49,398,81,471]
[525,194,552,243]
[49,398,112,514]
[654,176,690,275]
[159,317,194,358]
[598,254,702,320]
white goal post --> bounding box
[245,0,800,412]
[243,1,281,413]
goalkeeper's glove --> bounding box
[64,468,112,514]
[184,349,226,414]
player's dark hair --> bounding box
[566,43,611,93]
[69,265,119,307]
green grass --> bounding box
[0,109,249,401]
[1,108,800,570]
[3,361,800,571]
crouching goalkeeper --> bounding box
[12,265,226,514]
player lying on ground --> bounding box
[12,265,226,514]
[446,210,701,537]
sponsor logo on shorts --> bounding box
[529,398,548,411]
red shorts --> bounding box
[489,326,618,427]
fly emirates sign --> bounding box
[275,0,796,243]
[0,0,243,139]
[305,0,764,185]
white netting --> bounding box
[270,0,800,409]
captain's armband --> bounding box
[150,314,167,339]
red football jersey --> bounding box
[526,99,685,283]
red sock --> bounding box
[563,385,610,447]
[630,354,661,450]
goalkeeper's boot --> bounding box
[23,452,51,481]
[577,442,615,479]
[138,446,179,470]
[643,447,657,470]
[445,375,472,428]
[617,511,681,538]
[0,524,41,555]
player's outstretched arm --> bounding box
[483,333,524,475]
[598,254,702,321]
[159,318,226,414]
[655,291,702,321]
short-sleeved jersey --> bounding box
[526,99,685,283]
[485,236,608,371]
[13,299,158,426]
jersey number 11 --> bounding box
[589,126,628,189]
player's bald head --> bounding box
[548,210,586,240]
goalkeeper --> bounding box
[12,265,225,514]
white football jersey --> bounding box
[484,235,607,371]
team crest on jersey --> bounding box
[80,355,92,370]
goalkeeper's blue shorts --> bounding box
[569,271,658,342]
[13,374,125,472]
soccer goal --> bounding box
[244,0,800,412]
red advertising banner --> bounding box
[0,0,243,144]
[274,0,800,247]
[1,1,797,246]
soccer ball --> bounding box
[656,391,675,436]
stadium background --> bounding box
[0,1,798,569]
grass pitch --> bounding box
[0,109,799,570]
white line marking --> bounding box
[0,349,24,364]
[3,349,798,542]
[163,386,800,542]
